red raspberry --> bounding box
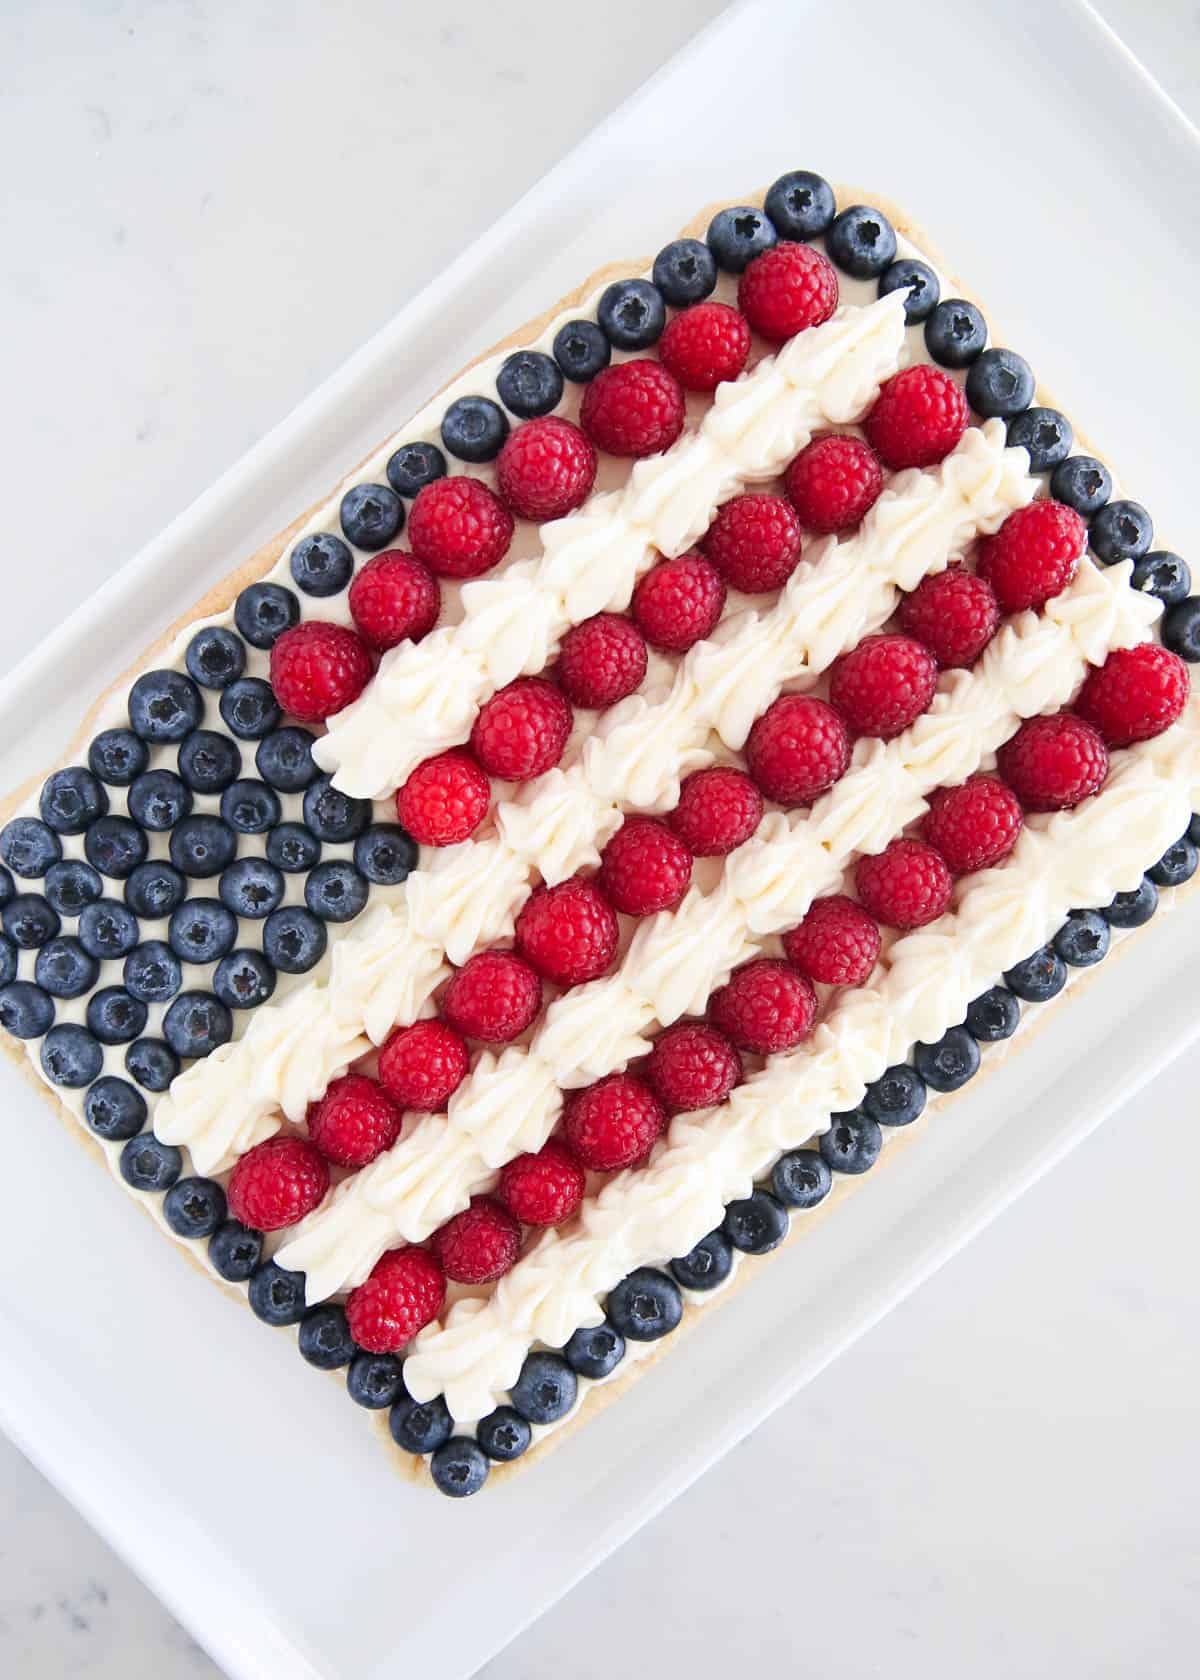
[1074,643,1189,747]
[997,713,1109,811]
[668,766,763,856]
[227,1135,329,1232]
[701,494,803,594]
[378,1019,470,1112]
[407,476,514,579]
[269,621,373,723]
[864,365,968,470]
[631,553,726,652]
[496,416,597,522]
[306,1073,403,1168]
[899,566,1000,668]
[737,242,839,342]
[579,359,686,458]
[921,775,1024,875]
[598,816,693,916]
[855,838,953,929]
[556,613,647,709]
[657,302,751,392]
[709,957,817,1055]
[430,1196,521,1285]
[395,749,490,846]
[746,694,850,806]
[830,633,939,739]
[345,1246,445,1355]
[441,950,542,1043]
[784,435,884,534]
[515,877,619,986]
[469,676,572,781]
[782,895,881,986]
[646,1022,742,1112]
[347,550,440,651]
[497,1139,585,1226]
[563,1072,666,1171]
[976,500,1085,614]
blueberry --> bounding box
[651,237,717,306]
[1148,834,1198,888]
[44,859,103,917]
[219,857,285,919]
[41,1023,103,1087]
[298,1303,356,1370]
[0,936,14,987]
[564,1321,626,1379]
[163,1176,227,1239]
[266,822,321,873]
[128,769,193,831]
[914,1026,981,1092]
[0,981,54,1039]
[83,1076,147,1140]
[162,992,232,1059]
[924,298,988,368]
[219,678,281,740]
[1007,407,1073,472]
[496,350,563,418]
[509,1350,579,1420]
[440,397,509,465]
[1091,499,1153,566]
[1189,815,1200,846]
[124,940,183,1004]
[389,1392,453,1454]
[208,1219,263,1283]
[1050,455,1112,519]
[597,279,666,350]
[606,1268,683,1343]
[385,441,447,499]
[40,767,108,834]
[723,1188,789,1254]
[263,906,327,974]
[84,815,147,879]
[303,775,370,843]
[0,817,61,878]
[125,1036,180,1091]
[1103,876,1158,927]
[965,348,1035,418]
[346,1352,405,1409]
[829,205,898,277]
[234,582,300,649]
[354,824,417,886]
[764,169,836,240]
[878,258,940,323]
[170,815,238,878]
[1003,945,1067,1002]
[1163,597,1200,662]
[706,205,778,273]
[771,1148,833,1209]
[219,779,281,834]
[178,730,243,794]
[819,1109,883,1174]
[248,1261,307,1325]
[128,669,202,743]
[34,936,99,998]
[168,899,237,963]
[863,1063,926,1127]
[305,860,368,923]
[1053,909,1110,967]
[340,482,404,550]
[477,1406,532,1463]
[289,532,354,598]
[185,624,246,689]
[78,898,139,960]
[120,1132,182,1192]
[89,727,149,787]
[552,319,611,383]
[431,1437,489,1497]
[255,727,317,793]
[86,986,148,1045]
[0,866,10,909]
[214,948,276,1010]
[3,894,60,949]
[964,986,1021,1042]
[1131,551,1191,607]
[670,1229,733,1291]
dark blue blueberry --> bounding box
[83,1076,146,1141]
[441,397,509,465]
[128,769,192,831]
[1091,500,1152,565]
[1148,834,1198,889]
[389,1392,453,1454]
[826,204,896,277]
[552,319,610,383]
[219,857,284,919]
[262,906,327,974]
[219,677,281,740]
[39,767,107,834]
[178,730,243,794]
[340,482,404,549]
[966,348,1035,418]
[305,860,368,923]
[302,775,370,843]
[878,258,940,323]
[255,727,317,793]
[346,1352,405,1409]
[764,169,836,239]
[34,936,99,999]
[431,1437,489,1497]
[219,779,281,834]
[386,441,447,499]
[964,986,1020,1042]
[298,1303,356,1370]
[476,1406,531,1463]
[162,991,232,1059]
[605,1269,682,1344]
[651,238,717,308]
[0,981,54,1039]
[913,1026,981,1093]
[248,1260,308,1324]
[120,1132,182,1192]
[597,278,666,350]
[771,1148,833,1209]
[84,815,148,879]
[1050,455,1112,519]
[214,948,276,1010]
[1189,815,1200,846]
[354,824,417,886]
[0,865,12,908]
[669,1229,733,1291]
[723,1189,789,1254]
[1003,945,1067,1002]
[44,859,103,917]
[41,1023,103,1087]
[564,1321,626,1379]
[1103,876,1158,928]
[266,822,321,873]
[0,936,14,987]
[924,298,988,368]
[163,1176,227,1239]
[1131,551,1191,607]
[208,1219,263,1283]
[86,987,148,1045]
[3,894,60,949]
[509,1350,579,1420]
[863,1063,927,1127]
[168,899,237,963]
[124,861,185,920]
[123,940,183,1004]
[819,1109,883,1174]
[185,624,245,689]
[170,814,238,878]
[234,582,300,649]
[290,532,354,598]
[0,817,61,878]
[496,350,563,418]
[1053,909,1110,967]
[706,205,778,273]
[78,898,139,960]
[1007,407,1073,472]
[128,669,202,743]
[89,728,149,787]
[1163,597,1200,662]
[125,1036,180,1092]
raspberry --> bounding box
[269,621,373,723]
[746,694,850,806]
[829,633,939,739]
[709,957,817,1054]
[345,1246,445,1355]
[657,301,751,392]
[395,749,490,846]
[563,1072,666,1171]
[469,676,572,781]
[921,775,1024,875]
[556,613,647,709]
[227,1134,329,1232]
[701,494,803,594]
[496,416,597,522]
[631,553,726,652]
[515,877,619,986]
[899,566,1000,668]
[668,766,763,856]
[306,1073,403,1168]
[378,1019,470,1112]
[976,500,1085,613]
[441,950,542,1043]
[782,895,881,986]
[430,1196,521,1285]
[646,1021,742,1112]
[855,838,953,929]
[1074,643,1189,747]
[737,242,839,342]
[497,1139,585,1226]
[784,435,884,534]
[579,359,686,459]
[407,475,514,579]
[864,365,968,470]
[997,713,1109,810]
[598,816,693,916]
[347,550,440,650]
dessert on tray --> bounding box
[3,170,1198,1498]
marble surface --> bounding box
[3,1,1199,1676]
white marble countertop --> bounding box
[3,1,1199,1675]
